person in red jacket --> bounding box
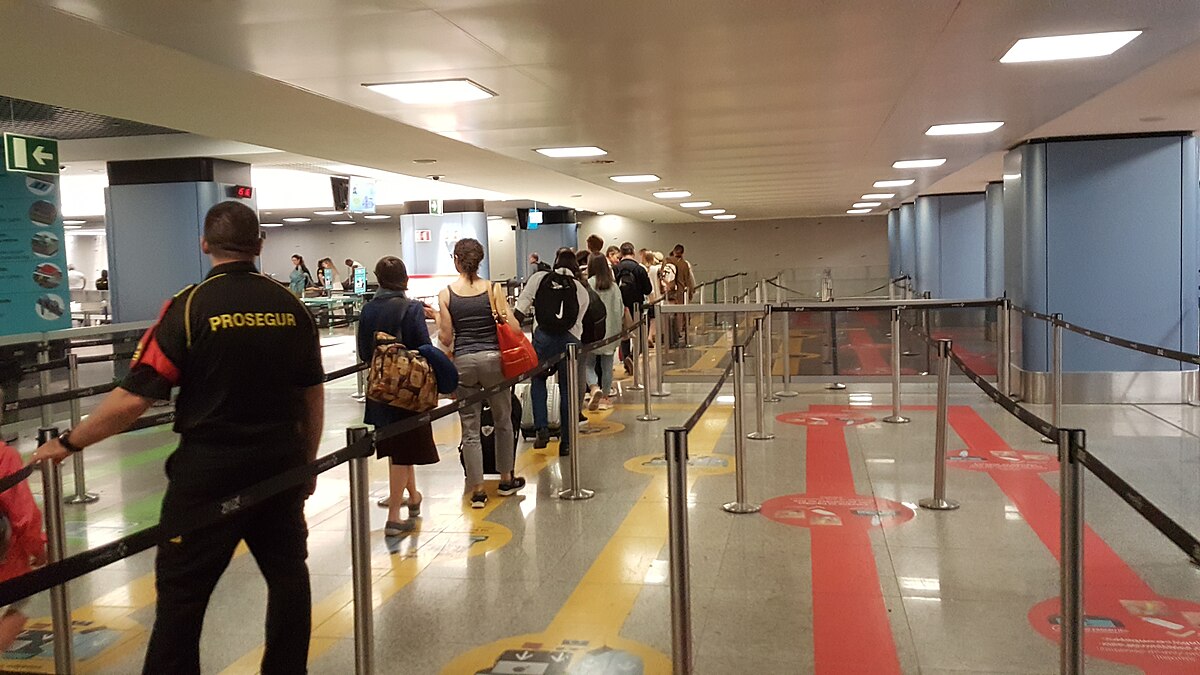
[0,384,47,650]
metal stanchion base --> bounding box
[65,493,99,505]
[918,498,960,511]
[650,390,671,398]
[747,432,775,441]
[775,390,799,398]
[664,359,677,366]
[825,383,847,391]
[882,415,910,424]
[558,488,595,500]
[901,351,918,357]
[351,394,366,403]
[627,384,645,391]
[722,501,762,514]
[637,414,661,422]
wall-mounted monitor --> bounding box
[517,207,576,229]
[330,176,350,211]
[348,176,377,213]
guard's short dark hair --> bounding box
[375,256,409,291]
[619,242,635,256]
[203,201,262,258]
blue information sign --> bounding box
[0,168,71,335]
[354,266,367,295]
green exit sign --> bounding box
[4,133,59,175]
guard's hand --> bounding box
[32,439,70,465]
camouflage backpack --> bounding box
[366,332,439,412]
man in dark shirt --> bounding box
[613,241,653,374]
[34,201,325,675]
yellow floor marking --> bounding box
[442,407,731,674]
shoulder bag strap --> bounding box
[489,283,506,324]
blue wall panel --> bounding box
[914,197,940,296]
[985,182,1004,298]
[937,193,986,299]
[887,209,901,281]
[899,203,916,282]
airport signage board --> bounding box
[0,166,71,335]
[4,133,60,175]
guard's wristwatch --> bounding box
[57,430,84,454]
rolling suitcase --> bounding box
[459,392,522,475]
[515,382,561,439]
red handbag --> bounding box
[490,284,538,378]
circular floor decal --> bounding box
[761,493,914,530]
[623,453,734,476]
[947,448,1056,473]
[1029,596,1200,669]
[578,419,625,437]
[777,412,877,427]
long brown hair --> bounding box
[454,238,485,282]
[587,253,615,291]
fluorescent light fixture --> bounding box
[260,223,283,228]
[363,214,391,220]
[62,219,87,225]
[653,190,692,199]
[282,217,310,223]
[847,208,872,214]
[853,202,882,208]
[314,210,342,216]
[862,193,895,200]
[680,201,712,208]
[609,174,660,183]
[363,78,496,104]
[873,179,915,188]
[487,215,503,220]
[63,225,82,230]
[892,158,946,169]
[716,395,736,404]
[1003,173,1021,180]
[1001,31,1141,63]
[698,209,726,215]
[713,214,737,220]
[926,121,1004,136]
[535,146,607,158]
[596,211,606,215]
[331,220,354,225]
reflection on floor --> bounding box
[3,346,1199,673]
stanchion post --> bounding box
[628,304,644,391]
[883,308,910,424]
[638,314,661,422]
[826,311,847,390]
[748,317,775,441]
[346,425,374,675]
[1059,428,1085,675]
[922,291,933,376]
[37,340,51,427]
[919,340,960,511]
[653,304,671,396]
[1043,313,1064,444]
[999,298,1012,397]
[64,354,98,504]
[560,343,596,500]
[39,426,75,675]
[762,305,780,403]
[664,427,694,674]
[724,345,760,514]
[353,366,366,401]
[776,301,797,398]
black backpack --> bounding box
[582,285,607,344]
[533,271,580,334]
[615,262,640,307]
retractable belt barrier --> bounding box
[0,311,653,607]
[771,298,998,313]
[1013,305,1200,366]
[682,360,734,433]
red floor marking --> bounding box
[777,411,876,427]
[948,406,1200,672]
[847,328,890,375]
[765,404,904,673]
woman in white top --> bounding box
[585,254,630,410]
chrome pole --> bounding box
[999,298,1012,397]
[560,342,596,499]
[1059,428,1085,675]
[762,305,780,404]
[748,317,775,441]
[826,311,847,390]
[628,304,644,391]
[638,313,661,422]
[776,300,797,397]
[665,427,694,675]
[346,425,374,675]
[921,291,933,376]
[883,308,910,424]
[64,354,98,504]
[353,366,366,402]
[724,345,760,514]
[39,426,75,675]
[919,340,960,511]
[1043,313,1063,444]
[37,340,51,427]
[653,305,671,397]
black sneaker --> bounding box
[533,429,550,449]
[497,476,526,496]
[470,492,488,509]
[623,356,634,375]
[559,445,570,457]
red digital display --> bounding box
[233,185,253,199]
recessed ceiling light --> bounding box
[1003,173,1021,180]
[847,208,872,214]
[713,214,737,220]
[63,220,87,225]
[363,78,496,104]
[313,210,342,216]
[331,220,355,225]
[363,214,391,220]
[610,174,660,183]
[487,215,503,220]
[63,225,82,230]
[926,121,1004,136]
[1001,31,1141,64]
[892,158,946,169]
[282,217,311,223]
[853,202,882,208]
[653,190,692,199]
[596,211,606,215]
[862,193,896,200]
[412,158,438,164]
[260,223,283,228]
[680,201,712,208]
[698,208,726,215]
[873,179,915,188]
[535,146,607,158]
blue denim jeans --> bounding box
[531,329,580,447]
[586,352,615,393]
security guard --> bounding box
[34,201,325,675]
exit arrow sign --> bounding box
[4,133,59,175]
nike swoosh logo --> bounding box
[555,303,565,319]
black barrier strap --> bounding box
[765,279,807,297]
[5,381,119,412]
[76,352,134,366]
[1014,305,1200,366]
[125,410,176,432]
[946,350,1060,440]
[775,298,1000,313]
[0,464,33,495]
[323,363,367,383]
[1074,446,1200,564]
[682,361,734,432]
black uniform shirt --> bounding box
[122,261,324,451]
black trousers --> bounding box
[142,488,311,675]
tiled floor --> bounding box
[2,329,1198,674]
